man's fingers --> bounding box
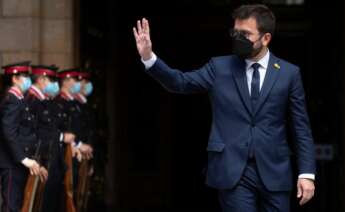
[41,168,48,181]
[33,167,39,176]
[35,167,40,175]
[299,188,314,205]
[43,173,48,181]
[143,18,150,34]
[299,193,312,205]
[39,174,44,182]
[133,27,139,41]
[299,196,307,205]
[297,183,302,198]
[40,173,46,182]
[137,20,143,34]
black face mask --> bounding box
[231,33,263,59]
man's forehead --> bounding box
[234,17,258,32]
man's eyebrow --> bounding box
[236,29,252,35]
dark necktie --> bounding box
[251,63,260,110]
[249,63,260,158]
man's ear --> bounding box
[12,75,19,84]
[62,78,71,87]
[262,33,272,46]
[38,76,46,84]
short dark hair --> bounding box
[3,73,27,87]
[31,74,55,83]
[232,4,276,36]
[31,74,44,83]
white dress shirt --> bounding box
[141,52,315,180]
[245,50,270,95]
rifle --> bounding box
[64,115,76,212]
[76,128,94,212]
[76,159,91,212]
[31,136,55,212]
[64,143,76,212]
[21,140,42,212]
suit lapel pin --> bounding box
[273,63,280,70]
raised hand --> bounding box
[133,18,153,61]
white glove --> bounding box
[21,158,40,175]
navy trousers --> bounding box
[0,166,28,212]
[218,159,291,212]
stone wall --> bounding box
[0,0,75,69]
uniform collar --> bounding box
[60,91,74,101]
[74,93,87,104]
[8,86,24,99]
[28,85,46,101]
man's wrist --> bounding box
[141,52,157,69]
[142,52,154,61]
[298,173,315,180]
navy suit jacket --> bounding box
[145,53,316,192]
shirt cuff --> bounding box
[21,157,29,164]
[141,53,157,69]
[298,173,315,180]
[59,133,64,142]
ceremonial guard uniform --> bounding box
[74,70,94,149]
[74,70,96,211]
[25,65,65,212]
[0,62,39,212]
[54,68,84,210]
[54,69,82,140]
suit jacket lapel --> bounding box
[253,53,281,115]
[232,57,252,115]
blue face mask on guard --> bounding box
[51,82,60,96]
[44,81,59,97]
[20,77,32,92]
[70,82,81,94]
[83,82,93,96]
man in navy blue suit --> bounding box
[133,4,316,212]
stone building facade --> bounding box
[0,0,76,69]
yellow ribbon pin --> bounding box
[273,63,280,70]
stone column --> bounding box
[0,0,76,69]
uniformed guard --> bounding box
[74,69,95,211]
[54,68,84,211]
[74,69,94,160]
[26,64,75,212]
[55,68,83,158]
[0,61,47,212]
